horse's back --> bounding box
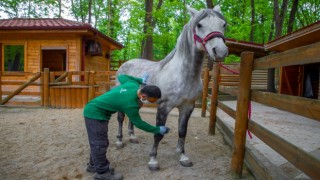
[116,59,160,84]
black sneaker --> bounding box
[86,163,114,173]
[94,170,123,180]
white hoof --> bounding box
[148,157,160,171]
[129,135,139,143]
[115,141,124,149]
[179,154,193,167]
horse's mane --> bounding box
[158,9,226,70]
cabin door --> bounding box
[41,49,66,71]
[279,65,304,96]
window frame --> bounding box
[1,43,27,75]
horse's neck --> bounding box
[168,30,205,80]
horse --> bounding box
[115,5,228,171]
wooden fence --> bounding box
[202,41,320,179]
[0,69,117,108]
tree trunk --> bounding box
[206,0,214,8]
[107,0,114,37]
[287,0,299,33]
[141,0,154,60]
[88,0,92,24]
[250,0,255,42]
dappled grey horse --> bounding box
[116,5,228,170]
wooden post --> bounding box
[88,71,95,101]
[67,72,72,85]
[85,71,89,85]
[40,72,44,106]
[231,52,254,178]
[0,71,2,103]
[208,63,220,135]
[43,68,50,107]
[201,68,210,117]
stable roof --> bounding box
[265,20,320,52]
[0,18,123,50]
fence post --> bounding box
[67,71,73,85]
[43,68,50,107]
[40,72,44,106]
[0,71,2,103]
[201,68,210,117]
[231,52,254,178]
[208,63,220,135]
[88,71,95,101]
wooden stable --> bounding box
[0,18,122,106]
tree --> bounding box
[250,0,255,42]
[287,0,299,33]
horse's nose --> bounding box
[213,46,228,57]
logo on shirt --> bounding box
[120,88,127,93]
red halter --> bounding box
[193,31,225,52]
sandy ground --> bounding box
[0,107,253,180]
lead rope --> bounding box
[218,63,253,139]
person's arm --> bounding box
[125,107,160,134]
[118,74,143,85]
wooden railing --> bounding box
[0,69,117,108]
[203,41,320,179]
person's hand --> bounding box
[141,73,149,84]
[159,126,170,135]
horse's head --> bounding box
[187,5,228,62]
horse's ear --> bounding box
[186,5,198,17]
[213,5,221,13]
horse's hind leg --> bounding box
[128,121,139,143]
[116,112,125,148]
[148,103,171,171]
[177,104,194,167]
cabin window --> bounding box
[3,45,24,71]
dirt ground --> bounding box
[0,107,253,180]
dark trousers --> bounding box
[84,117,110,174]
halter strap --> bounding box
[193,31,225,45]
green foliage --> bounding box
[0,0,319,61]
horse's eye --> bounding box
[197,23,202,28]
[223,23,227,28]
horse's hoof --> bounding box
[180,160,193,167]
[115,141,124,149]
[179,154,193,167]
[148,157,160,171]
[148,164,160,171]
[129,137,139,144]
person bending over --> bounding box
[83,74,170,180]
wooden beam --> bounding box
[231,52,254,178]
[54,71,68,82]
[251,90,320,121]
[43,68,50,107]
[0,72,41,105]
[201,68,210,117]
[0,71,2,102]
[219,86,238,96]
[217,101,236,119]
[208,63,220,135]
[248,120,320,179]
[253,41,320,70]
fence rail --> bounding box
[0,69,117,108]
[202,40,320,179]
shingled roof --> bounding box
[0,18,123,49]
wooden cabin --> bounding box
[0,18,123,106]
[0,18,123,72]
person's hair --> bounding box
[140,85,162,99]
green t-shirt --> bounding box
[83,74,160,134]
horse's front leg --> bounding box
[148,104,171,171]
[176,103,194,167]
[128,121,139,143]
[116,112,125,148]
